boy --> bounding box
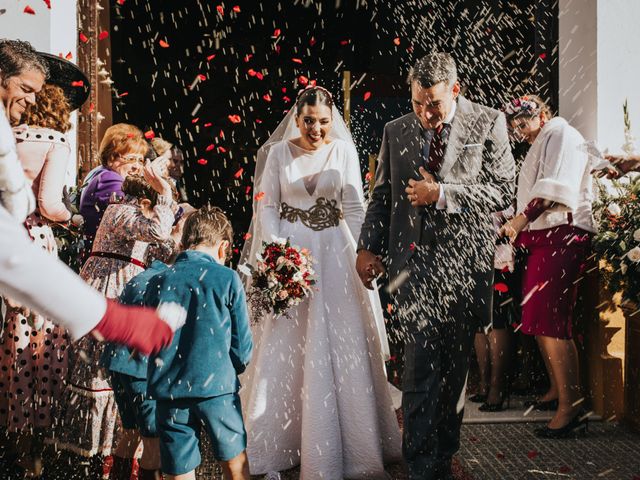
[103,204,196,480]
[145,206,253,480]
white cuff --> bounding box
[436,184,447,210]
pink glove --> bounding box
[92,299,174,356]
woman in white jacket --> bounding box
[500,95,595,439]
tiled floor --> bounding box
[458,421,640,480]
[2,402,639,479]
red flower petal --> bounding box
[232,5,240,12]
[393,37,401,46]
[71,80,84,87]
[527,450,538,459]
[43,0,51,9]
[79,32,89,43]
[24,5,36,14]
[539,52,547,59]
[298,75,309,85]
[158,39,170,48]
[144,130,155,139]
[191,118,199,124]
[198,74,207,81]
[234,168,244,179]
[205,144,215,152]
[216,5,224,15]
[254,192,265,201]
[364,91,372,101]
[263,94,271,102]
[292,58,303,64]
[494,282,509,293]
[197,158,208,165]
[65,52,73,60]
[310,37,316,46]
[207,54,216,61]
[98,31,109,40]
[255,72,264,80]
[228,114,241,124]
[273,28,281,37]
[243,232,252,240]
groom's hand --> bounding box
[405,167,440,207]
[356,249,386,290]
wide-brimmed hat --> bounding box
[38,52,91,111]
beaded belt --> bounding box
[90,251,148,269]
[280,197,344,231]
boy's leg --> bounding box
[218,451,250,480]
[110,372,142,479]
[139,436,161,470]
[196,394,249,480]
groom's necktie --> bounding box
[423,123,450,176]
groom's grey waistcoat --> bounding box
[358,96,515,324]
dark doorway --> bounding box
[109,0,558,251]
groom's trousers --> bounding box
[395,249,479,480]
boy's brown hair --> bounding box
[181,206,233,258]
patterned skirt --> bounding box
[0,212,70,432]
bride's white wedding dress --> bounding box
[240,138,402,479]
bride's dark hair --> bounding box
[295,86,333,115]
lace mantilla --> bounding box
[280,197,343,231]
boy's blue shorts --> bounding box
[156,393,247,475]
[109,371,157,437]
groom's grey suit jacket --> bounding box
[358,96,515,324]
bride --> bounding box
[239,86,402,479]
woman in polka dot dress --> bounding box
[0,84,74,473]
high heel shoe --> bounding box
[468,393,488,403]
[524,398,559,411]
[534,411,589,439]
[478,391,511,412]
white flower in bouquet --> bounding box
[607,203,622,216]
[634,228,640,242]
[627,246,640,263]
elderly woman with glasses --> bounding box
[79,123,148,250]
[500,95,596,439]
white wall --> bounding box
[596,0,640,153]
[0,0,79,183]
[559,0,640,153]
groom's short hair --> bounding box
[407,52,457,89]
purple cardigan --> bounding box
[79,167,125,241]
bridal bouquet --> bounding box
[245,238,316,321]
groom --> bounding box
[356,52,515,479]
